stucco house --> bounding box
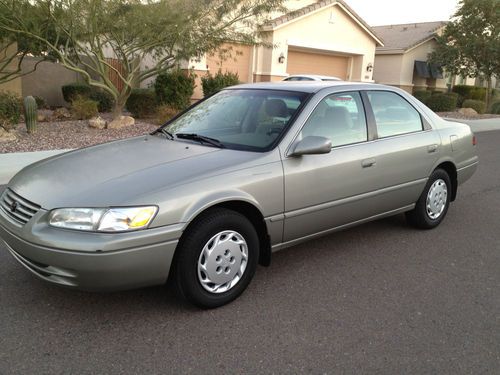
[371,21,453,93]
[183,0,384,99]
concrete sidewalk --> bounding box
[0,149,71,184]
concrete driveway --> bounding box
[0,131,499,374]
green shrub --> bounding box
[444,92,459,101]
[452,84,475,99]
[71,96,98,119]
[413,90,432,104]
[470,87,487,101]
[453,93,465,107]
[89,89,115,112]
[62,83,115,112]
[126,88,157,118]
[452,84,489,105]
[33,95,46,109]
[462,99,486,114]
[426,93,457,112]
[156,104,179,125]
[62,83,92,103]
[0,91,22,131]
[154,70,195,110]
[201,70,240,97]
[489,101,500,114]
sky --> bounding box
[342,0,460,26]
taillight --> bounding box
[472,135,477,146]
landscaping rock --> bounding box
[0,127,17,142]
[88,116,107,130]
[52,107,72,120]
[458,107,478,117]
[37,109,53,123]
[107,115,135,129]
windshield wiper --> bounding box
[175,133,225,148]
[158,127,174,140]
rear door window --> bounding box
[367,91,423,138]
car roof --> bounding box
[285,74,341,81]
[226,81,390,94]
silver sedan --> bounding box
[0,82,478,308]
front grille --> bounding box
[0,188,40,225]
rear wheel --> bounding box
[173,208,259,308]
[406,168,451,229]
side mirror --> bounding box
[289,136,332,157]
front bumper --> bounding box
[0,213,181,292]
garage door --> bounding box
[287,50,348,80]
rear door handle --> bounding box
[361,158,376,168]
[427,144,438,153]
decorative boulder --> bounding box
[458,107,478,117]
[88,116,107,130]
[37,109,52,122]
[107,115,135,129]
[52,107,72,120]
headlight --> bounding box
[48,206,158,232]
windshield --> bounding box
[162,89,309,151]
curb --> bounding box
[0,149,72,185]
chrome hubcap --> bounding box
[197,230,248,294]
[426,179,448,220]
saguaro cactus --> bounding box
[24,96,38,134]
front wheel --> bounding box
[173,208,259,308]
[406,168,451,229]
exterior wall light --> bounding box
[366,62,373,72]
[278,53,286,64]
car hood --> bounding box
[9,135,262,209]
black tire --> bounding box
[406,168,452,229]
[173,208,259,308]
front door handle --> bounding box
[361,158,376,168]
[427,144,438,153]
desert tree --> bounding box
[0,1,63,84]
[429,0,500,108]
[0,0,285,118]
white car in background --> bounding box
[283,74,342,82]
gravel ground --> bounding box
[0,114,158,154]
[437,111,500,120]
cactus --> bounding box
[23,96,38,134]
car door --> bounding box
[281,91,383,242]
[360,90,442,211]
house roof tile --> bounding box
[372,21,447,52]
